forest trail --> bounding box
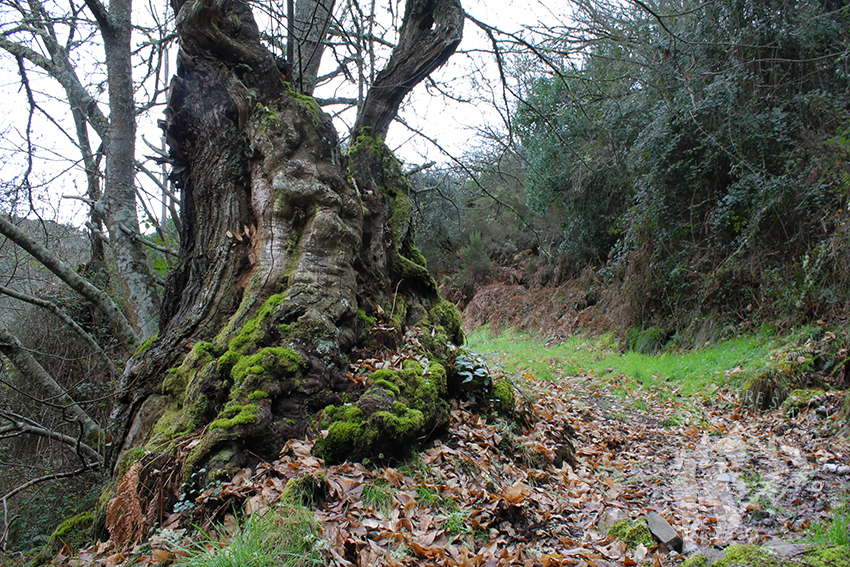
[548,370,847,563]
[49,355,848,567]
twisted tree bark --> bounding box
[107,0,465,488]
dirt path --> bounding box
[43,363,849,566]
[553,370,849,561]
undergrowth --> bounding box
[807,497,850,547]
[173,505,325,567]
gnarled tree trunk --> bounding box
[106,0,465,486]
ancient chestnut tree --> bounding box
[107,0,468,495]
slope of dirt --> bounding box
[45,363,849,566]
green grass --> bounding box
[808,498,850,547]
[466,326,776,398]
[173,505,325,567]
[361,482,393,516]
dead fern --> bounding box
[106,461,146,549]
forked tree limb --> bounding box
[352,0,464,139]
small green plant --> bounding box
[173,505,325,567]
[415,484,442,507]
[659,414,683,428]
[808,499,850,547]
[454,351,493,401]
[742,469,763,491]
[361,482,393,516]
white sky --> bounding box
[0,0,564,226]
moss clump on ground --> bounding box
[492,378,515,416]
[783,388,824,417]
[313,360,450,463]
[281,472,328,506]
[801,545,850,567]
[683,543,850,567]
[607,518,654,548]
[32,512,95,564]
[680,554,708,567]
[712,544,776,566]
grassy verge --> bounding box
[466,326,777,399]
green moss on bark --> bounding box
[210,403,261,429]
[227,293,288,354]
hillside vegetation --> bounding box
[416,0,850,342]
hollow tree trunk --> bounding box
[106,0,464,489]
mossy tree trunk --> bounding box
[106,0,464,483]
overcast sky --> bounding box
[0,0,562,226]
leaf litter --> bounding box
[51,358,849,566]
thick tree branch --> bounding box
[352,0,463,139]
[0,215,139,347]
[0,325,102,439]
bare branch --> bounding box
[0,284,121,378]
[0,411,103,463]
[0,325,102,439]
[0,215,140,347]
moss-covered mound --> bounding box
[31,512,95,565]
[682,544,850,567]
[607,518,654,548]
[313,359,449,463]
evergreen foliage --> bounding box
[514,0,850,325]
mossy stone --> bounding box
[712,544,776,567]
[680,554,708,567]
[32,512,95,564]
[783,388,824,417]
[607,518,654,548]
[492,378,516,416]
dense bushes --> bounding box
[423,0,850,332]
